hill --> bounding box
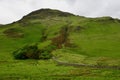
[0,9,120,80]
[22,8,74,19]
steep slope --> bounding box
[0,9,120,59]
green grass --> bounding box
[70,21,120,58]
[0,60,119,80]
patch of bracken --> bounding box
[3,28,24,38]
[51,26,74,48]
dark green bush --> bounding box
[13,44,55,60]
[13,44,40,59]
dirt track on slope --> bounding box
[52,57,120,70]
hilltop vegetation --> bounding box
[0,9,120,80]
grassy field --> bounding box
[0,9,120,80]
[0,59,120,80]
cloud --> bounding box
[0,0,120,24]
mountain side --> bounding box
[0,8,120,80]
[0,9,120,58]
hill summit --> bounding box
[21,9,75,20]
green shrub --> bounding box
[40,45,56,59]
[43,45,56,52]
[40,51,52,59]
[13,44,40,59]
[13,44,55,60]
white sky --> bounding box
[0,0,120,24]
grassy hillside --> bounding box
[0,9,120,80]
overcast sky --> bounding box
[0,0,120,24]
